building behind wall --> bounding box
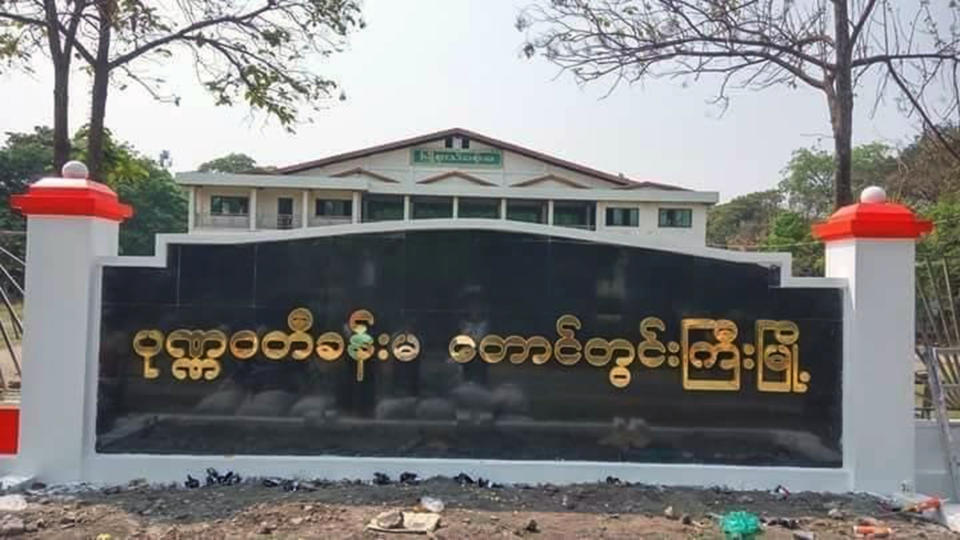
[176,128,718,246]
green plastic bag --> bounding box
[721,511,761,539]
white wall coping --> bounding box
[176,172,720,204]
[99,219,840,290]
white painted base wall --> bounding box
[0,420,953,493]
[0,453,852,491]
[916,420,960,496]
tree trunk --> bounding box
[51,59,71,174]
[831,0,854,209]
[42,0,70,173]
[87,2,113,180]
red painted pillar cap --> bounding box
[10,161,133,222]
[812,186,932,242]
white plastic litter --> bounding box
[0,494,27,512]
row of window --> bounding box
[209,195,692,228]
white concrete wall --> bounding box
[194,186,250,231]
[18,216,118,482]
[597,201,706,246]
[197,188,708,246]
[826,238,916,494]
[916,420,960,496]
[44,219,847,489]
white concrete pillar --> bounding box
[452,196,459,219]
[301,190,309,229]
[500,199,507,220]
[187,186,196,232]
[547,200,555,226]
[351,192,361,224]
[249,188,258,231]
[813,186,932,494]
[403,195,411,221]
[10,161,132,482]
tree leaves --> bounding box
[0,126,186,256]
[198,153,258,174]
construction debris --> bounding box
[366,510,440,534]
[0,494,27,512]
[418,496,444,513]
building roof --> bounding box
[275,128,688,191]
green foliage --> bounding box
[707,141,897,276]
[779,143,897,221]
[0,126,185,256]
[198,153,258,174]
[762,212,823,277]
[778,148,833,221]
[74,128,187,255]
[706,190,781,248]
[918,198,960,283]
[113,170,186,256]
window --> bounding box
[210,195,249,216]
[277,197,293,216]
[315,199,352,217]
[458,198,500,219]
[506,199,547,224]
[553,201,595,230]
[658,208,693,228]
[412,196,453,219]
[362,195,404,222]
[605,207,638,227]
[462,137,470,149]
[444,136,454,149]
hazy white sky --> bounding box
[0,0,922,200]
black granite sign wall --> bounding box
[97,230,844,466]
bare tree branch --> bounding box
[520,0,960,208]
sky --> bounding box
[0,0,925,201]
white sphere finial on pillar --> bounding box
[61,160,89,179]
[860,185,886,204]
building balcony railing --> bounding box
[308,216,352,227]
[195,212,356,231]
[196,213,249,229]
[257,213,303,230]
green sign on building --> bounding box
[411,148,502,168]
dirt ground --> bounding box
[2,476,957,539]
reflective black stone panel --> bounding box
[97,230,843,467]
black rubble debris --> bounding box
[259,477,318,492]
[285,480,317,493]
[261,478,281,488]
[205,468,241,487]
[184,469,241,489]
[453,473,473,486]
[399,472,420,485]
[766,517,801,530]
[605,476,623,486]
[372,472,392,486]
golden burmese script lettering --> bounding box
[131,308,809,392]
